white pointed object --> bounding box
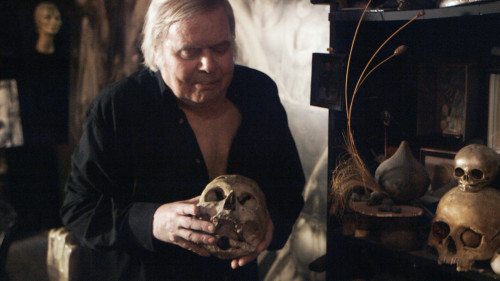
[375,141,430,203]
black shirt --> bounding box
[61,65,305,280]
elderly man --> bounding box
[61,0,304,280]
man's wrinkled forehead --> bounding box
[163,9,232,49]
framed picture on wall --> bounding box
[416,63,479,143]
[419,147,457,197]
[310,53,345,111]
[0,79,23,147]
[488,72,500,153]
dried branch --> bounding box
[330,6,424,216]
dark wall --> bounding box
[0,0,75,240]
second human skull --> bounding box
[197,175,269,259]
[428,186,500,271]
[454,144,499,192]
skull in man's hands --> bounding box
[197,175,269,259]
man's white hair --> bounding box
[141,0,235,71]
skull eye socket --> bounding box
[454,168,465,177]
[238,192,257,209]
[432,221,450,241]
[469,169,484,180]
[461,229,482,248]
[205,187,225,202]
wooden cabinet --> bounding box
[316,1,500,280]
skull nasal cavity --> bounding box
[448,238,457,254]
[223,193,236,210]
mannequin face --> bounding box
[35,4,62,36]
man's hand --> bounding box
[153,196,215,256]
[230,217,273,269]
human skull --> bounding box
[428,186,500,271]
[197,175,269,259]
[454,144,499,192]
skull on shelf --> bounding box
[453,144,499,192]
[197,175,269,259]
[427,186,500,271]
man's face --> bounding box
[158,6,235,107]
[35,5,62,35]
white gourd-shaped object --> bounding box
[375,141,430,203]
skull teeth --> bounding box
[213,216,240,229]
[211,216,247,248]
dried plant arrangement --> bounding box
[329,2,424,217]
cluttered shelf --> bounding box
[329,1,500,22]
[322,0,500,280]
[325,143,500,281]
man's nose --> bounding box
[198,50,217,73]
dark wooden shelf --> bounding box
[328,231,500,281]
[329,1,500,22]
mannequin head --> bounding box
[34,2,62,36]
